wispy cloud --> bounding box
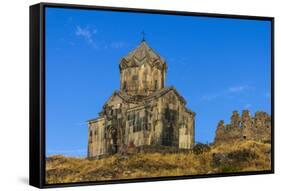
[244,103,252,109]
[228,85,248,93]
[75,26,96,44]
[75,122,88,128]
[72,23,132,51]
[74,26,127,50]
[202,85,251,101]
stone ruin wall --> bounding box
[215,110,271,143]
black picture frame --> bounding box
[29,2,275,189]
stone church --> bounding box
[87,41,195,158]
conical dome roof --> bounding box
[120,41,166,70]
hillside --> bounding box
[46,140,271,184]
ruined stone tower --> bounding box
[215,110,271,143]
[87,41,195,158]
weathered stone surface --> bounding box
[231,111,240,128]
[214,110,271,144]
[120,41,167,96]
[88,41,195,158]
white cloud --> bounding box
[75,122,88,128]
[244,103,252,109]
[202,85,251,101]
[74,25,128,50]
[75,26,96,44]
[228,85,248,93]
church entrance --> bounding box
[163,124,174,146]
[163,107,177,146]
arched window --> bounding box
[89,131,93,143]
[123,81,127,89]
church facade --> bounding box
[88,41,195,158]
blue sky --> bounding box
[45,7,271,156]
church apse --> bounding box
[87,41,195,158]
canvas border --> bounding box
[29,2,275,188]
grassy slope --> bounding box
[46,140,271,184]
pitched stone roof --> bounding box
[120,41,166,70]
[88,87,193,122]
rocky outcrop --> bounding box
[215,110,271,143]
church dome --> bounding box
[120,41,166,70]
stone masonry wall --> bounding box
[215,110,271,143]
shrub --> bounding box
[193,143,211,155]
[212,149,258,173]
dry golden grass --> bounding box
[46,140,271,184]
